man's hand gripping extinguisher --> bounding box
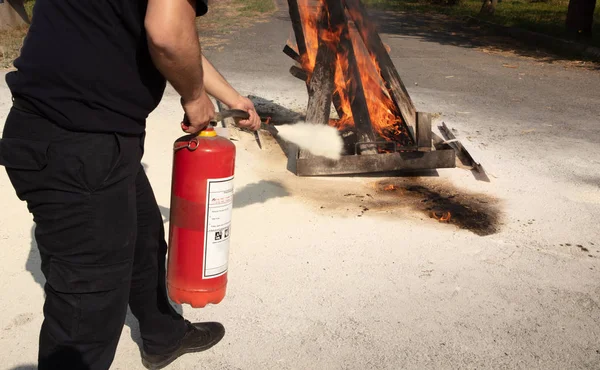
[166,109,249,308]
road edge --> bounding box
[464,15,600,62]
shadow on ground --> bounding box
[248,95,304,124]
[369,10,599,69]
[233,180,291,208]
[159,180,291,222]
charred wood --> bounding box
[331,90,346,120]
[340,128,359,155]
[283,44,302,63]
[290,65,309,81]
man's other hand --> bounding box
[229,96,261,131]
[181,92,215,134]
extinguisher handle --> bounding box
[182,109,250,131]
[212,109,251,124]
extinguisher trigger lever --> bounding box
[182,109,250,129]
[212,109,251,124]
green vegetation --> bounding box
[0,27,27,69]
[0,0,34,68]
[234,0,276,14]
[195,0,276,40]
[24,0,35,18]
[363,0,600,47]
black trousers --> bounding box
[0,107,188,369]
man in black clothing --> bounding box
[0,0,260,369]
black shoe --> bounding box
[141,320,225,370]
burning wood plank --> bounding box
[287,0,417,152]
[282,0,458,176]
[287,0,309,62]
[287,50,346,121]
[326,0,377,152]
[284,1,352,125]
[344,0,417,144]
[305,6,336,127]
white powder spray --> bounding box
[274,122,344,160]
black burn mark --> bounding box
[376,179,502,236]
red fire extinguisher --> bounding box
[166,109,248,308]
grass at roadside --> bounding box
[0,27,28,69]
[363,0,600,47]
[234,0,276,13]
[0,0,34,69]
[196,0,277,48]
[24,0,35,16]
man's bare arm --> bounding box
[201,56,240,106]
[145,0,203,101]
[202,56,262,130]
[145,0,214,133]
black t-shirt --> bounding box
[5,0,208,135]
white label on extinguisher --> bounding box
[203,176,234,279]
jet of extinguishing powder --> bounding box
[273,121,344,161]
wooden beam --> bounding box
[331,89,346,120]
[296,148,456,176]
[295,3,338,161]
[326,0,377,153]
[289,65,308,81]
[287,0,308,62]
[304,5,336,126]
[439,122,489,181]
[284,1,345,125]
[294,62,345,120]
[416,112,432,152]
[283,44,301,63]
[344,0,417,143]
[291,65,346,121]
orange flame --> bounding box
[432,211,452,222]
[294,0,409,145]
[384,184,397,191]
[297,1,320,74]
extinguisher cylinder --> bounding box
[167,128,236,308]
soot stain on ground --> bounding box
[302,177,502,236]
[374,179,502,236]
